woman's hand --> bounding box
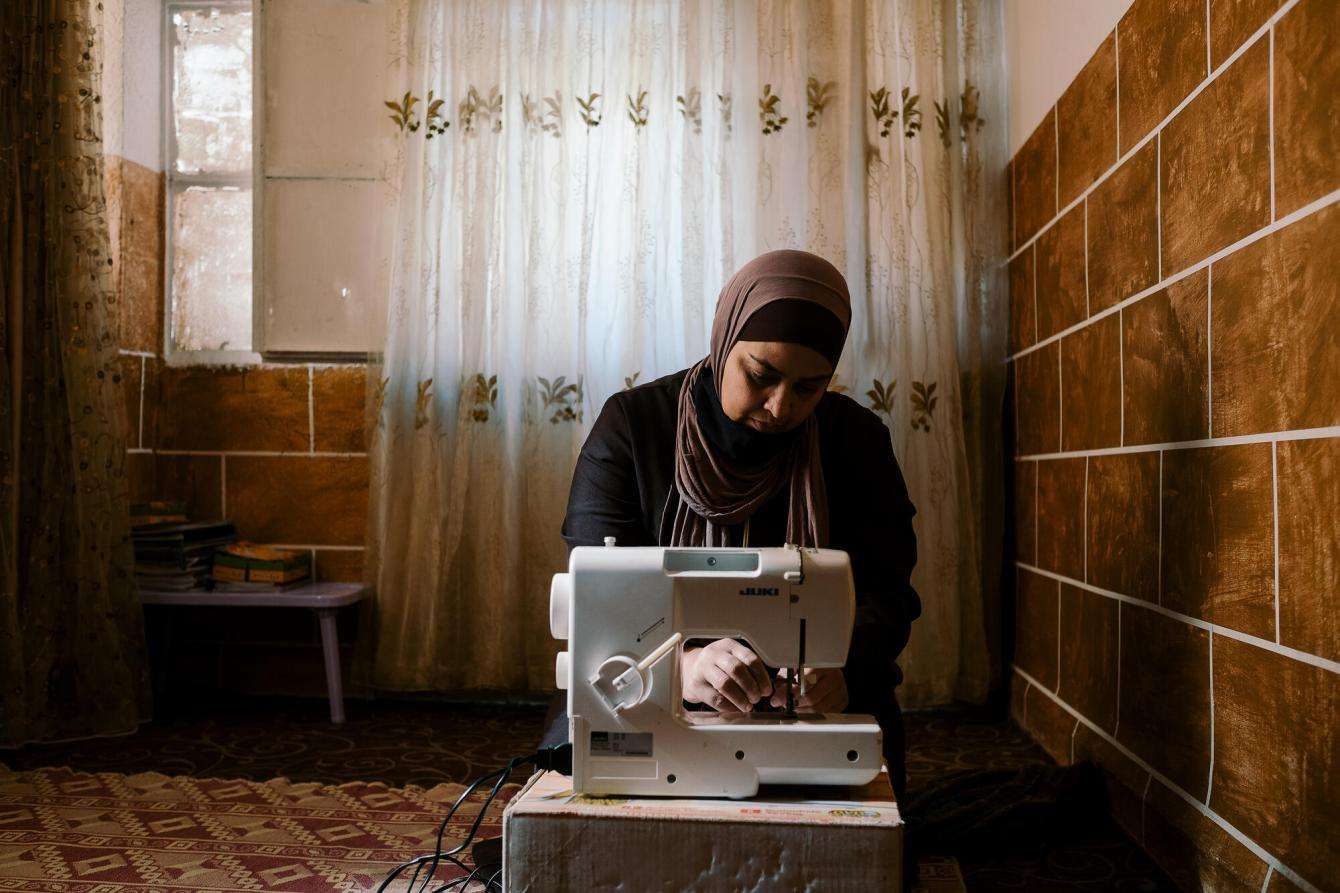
[769,667,848,713]
[681,639,774,713]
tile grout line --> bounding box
[1057,341,1064,453]
[1069,717,1079,764]
[1053,107,1059,218]
[1204,0,1212,75]
[1016,562,1340,676]
[1206,629,1215,804]
[1158,451,1164,606]
[1012,665,1325,893]
[1114,25,1121,157]
[1140,772,1151,846]
[118,349,156,359]
[1114,602,1122,739]
[1268,26,1276,222]
[1272,440,1281,644]
[1207,265,1214,435]
[1262,866,1274,893]
[1002,0,1303,268]
[137,355,146,450]
[308,365,316,454]
[1083,197,1091,317]
[1012,424,1340,462]
[1155,132,1162,281]
[1083,457,1089,583]
[1118,310,1125,445]
[1055,578,1062,691]
[1006,186,1340,364]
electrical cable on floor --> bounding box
[377,742,573,893]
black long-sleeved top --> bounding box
[560,368,921,716]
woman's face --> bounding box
[719,340,834,433]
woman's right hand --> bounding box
[681,638,773,713]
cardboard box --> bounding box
[503,769,902,891]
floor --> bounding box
[2,695,1175,891]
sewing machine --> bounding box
[550,540,883,798]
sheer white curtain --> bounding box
[361,0,1007,707]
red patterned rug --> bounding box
[0,764,518,891]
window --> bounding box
[164,0,388,363]
[165,1,256,360]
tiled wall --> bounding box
[110,155,371,697]
[1007,0,1336,890]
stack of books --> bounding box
[213,543,312,592]
[132,519,237,591]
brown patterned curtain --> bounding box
[0,0,150,745]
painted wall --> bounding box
[1004,0,1133,155]
[1006,0,1338,890]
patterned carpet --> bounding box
[2,695,1174,890]
[0,765,517,891]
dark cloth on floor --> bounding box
[552,366,921,797]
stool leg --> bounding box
[316,608,345,724]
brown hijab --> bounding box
[668,250,852,548]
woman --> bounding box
[550,249,921,798]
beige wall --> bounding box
[1004,0,1133,155]
[1007,0,1338,889]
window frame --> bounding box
[161,0,264,366]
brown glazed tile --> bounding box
[1161,444,1274,636]
[1010,674,1028,726]
[126,452,156,504]
[1016,342,1059,456]
[1015,569,1059,692]
[1015,460,1037,566]
[1073,725,1150,845]
[1122,270,1209,445]
[1210,202,1339,437]
[1058,584,1118,733]
[1035,205,1087,340]
[118,158,165,354]
[1210,0,1280,69]
[1211,636,1340,887]
[1022,682,1077,765]
[1144,777,1270,892]
[1037,457,1086,581]
[1009,245,1036,354]
[312,365,368,453]
[157,366,310,452]
[1117,603,1211,798]
[1161,37,1270,275]
[1086,452,1159,601]
[154,454,224,521]
[1277,437,1340,663]
[1117,0,1208,152]
[1061,314,1120,451]
[118,354,143,448]
[315,548,366,583]
[1013,108,1057,249]
[1086,141,1159,312]
[1057,33,1118,206]
[1274,0,1340,217]
[226,455,368,546]
[141,356,162,449]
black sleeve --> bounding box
[560,394,654,555]
[841,416,921,696]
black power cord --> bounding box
[377,742,573,893]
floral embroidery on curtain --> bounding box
[359,0,1009,707]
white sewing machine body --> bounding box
[550,543,883,798]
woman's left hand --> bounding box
[769,667,848,713]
